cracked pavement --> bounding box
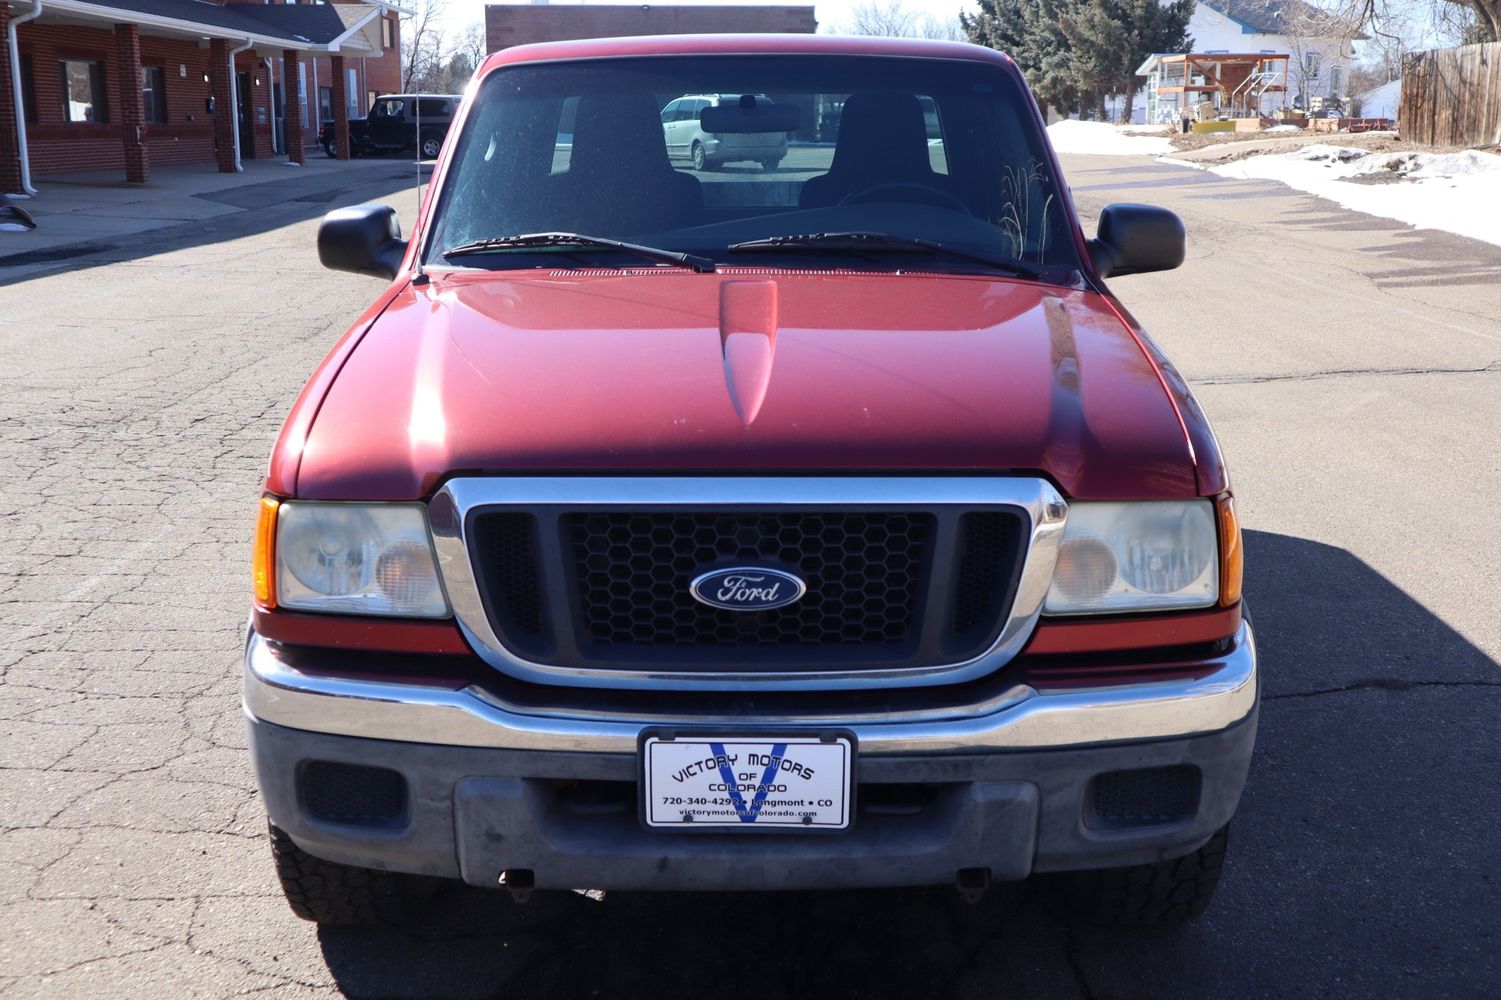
[1,154,1498,998]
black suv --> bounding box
[319,94,461,159]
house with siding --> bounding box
[1187,0,1360,106]
[1111,0,1362,123]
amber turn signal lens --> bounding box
[253,496,279,607]
[1216,494,1243,607]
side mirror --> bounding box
[317,203,407,280]
[1087,204,1185,279]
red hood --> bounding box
[288,270,1198,500]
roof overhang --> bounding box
[326,8,385,56]
[31,0,381,54]
[1138,51,1291,77]
[364,0,415,16]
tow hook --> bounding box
[499,868,535,903]
[955,867,991,904]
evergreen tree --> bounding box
[963,0,1078,117]
[964,0,1193,122]
[1120,0,1195,120]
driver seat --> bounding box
[799,92,952,210]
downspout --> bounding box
[310,52,318,142]
[263,56,277,156]
[228,37,253,172]
[6,0,43,196]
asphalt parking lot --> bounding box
[1,152,1497,998]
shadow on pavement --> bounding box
[0,162,426,286]
[313,530,1499,999]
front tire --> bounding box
[322,141,335,159]
[1064,825,1230,926]
[269,822,407,926]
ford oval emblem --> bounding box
[690,567,806,612]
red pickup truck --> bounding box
[247,35,1256,928]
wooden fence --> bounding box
[1400,42,1501,148]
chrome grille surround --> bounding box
[428,477,1068,691]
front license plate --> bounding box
[641,734,853,830]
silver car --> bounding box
[660,94,789,171]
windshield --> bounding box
[426,55,1076,277]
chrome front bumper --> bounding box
[242,621,1258,756]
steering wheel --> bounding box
[838,182,969,213]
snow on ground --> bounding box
[1200,143,1501,248]
[1046,120,1175,156]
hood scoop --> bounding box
[718,279,779,427]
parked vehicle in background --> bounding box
[319,94,462,159]
[660,94,789,170]
[254,34,1256,932]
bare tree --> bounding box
[1359,26,1412,82]
[402,6,490,95]
[401,0,446,93]
[430,23,488,92]
[915,12,967,41]
[848,0,918,35]
[456,22,488,72]
[1336,0,1494,45]
[1430,0,1499,40]
[840,1,965,40]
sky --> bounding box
[438,0,982,36]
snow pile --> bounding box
[1349,148,1501,181]
[1206,144,1501,247]
[1046,120,1175,156]
[1289,144,1370,165]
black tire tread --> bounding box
[1067,825,1229,926]
[268,822,401,926]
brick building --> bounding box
[1,0,402,194]
[485,3,817,52]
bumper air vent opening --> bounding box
[299,761,409,829]
[1086,765,1201,830]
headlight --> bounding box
[1044,500,1218,615]
[275,502,449,618]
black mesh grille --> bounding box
[565,511,933,648]
[952,512,1012,637]
[467,501,1027,675]
[1088,766,1201,828]
[470,512,545,639]
[301,762,407,828]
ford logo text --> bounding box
[689,567,807,612]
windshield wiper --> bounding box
[727,231,1038,280]
[441,232,716,273]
